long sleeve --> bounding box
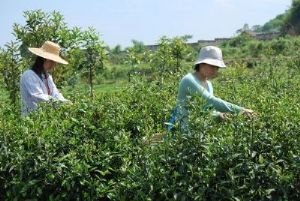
[177,73,243,113]
[20,70,52,115]
[20,72,52,102]
[205,81,222,119]
[20,69,68,115]
[48,75,68,101]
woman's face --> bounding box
[44,59,57,71]
[200,63,219,79]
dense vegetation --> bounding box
[1,55,300,200]
[246,0,300,34]
[1,4,300,200]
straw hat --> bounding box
[28,41,68,65]
[194,46,226,68]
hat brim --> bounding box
[28,48,68,65]
[194,58,226,68]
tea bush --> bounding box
[0,58,300,200]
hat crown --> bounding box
[28,41,68,64]
[194,46,226,68]
[198,46,223,61]
[41,41,60,56]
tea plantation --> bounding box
[1,55,300,200]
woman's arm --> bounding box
[182,76,244,113]
[48,75,69,102]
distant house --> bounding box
[197,38,231,47]
[145,38,232,51]
[244,31,281,40]
[146,44,160,51]
[144,32,280,51]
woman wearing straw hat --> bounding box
[20,41,69,115]
[167,46,254,134]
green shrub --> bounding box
[1,57,300,200]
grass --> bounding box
[62,81,127,98]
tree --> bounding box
[227,32,253,48]
[131,40,146,54]
[125,40,151,82]
[282,0,300,35]
[251,25,262,32]
[151,36,189,74]
[261,14,286,32]
[0,42,29,107]
[253,0,300,35]
[111,45,122,55]
[181,34,193,41]
[236,23,251,34]
[12,10,85,85]
[78,28,107,98]
[170,37,189,72]
[14,10,69,57]
[10,9,108,87]
[150,36,173,74]
[109,45,125,65]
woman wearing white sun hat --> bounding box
[167,46,254,134]
[20,41,70,115]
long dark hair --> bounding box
[31,56,46,75]
[194,64,201,72]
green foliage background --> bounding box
[1,6,300,201]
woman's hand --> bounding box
[219,112,230,121]
[242,108,255,118]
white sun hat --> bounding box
[28,41,68,65]
[194,46,226,68]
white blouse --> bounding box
[20,69,68,115]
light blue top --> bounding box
[167,73,244,133]
[176,73,244,117]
